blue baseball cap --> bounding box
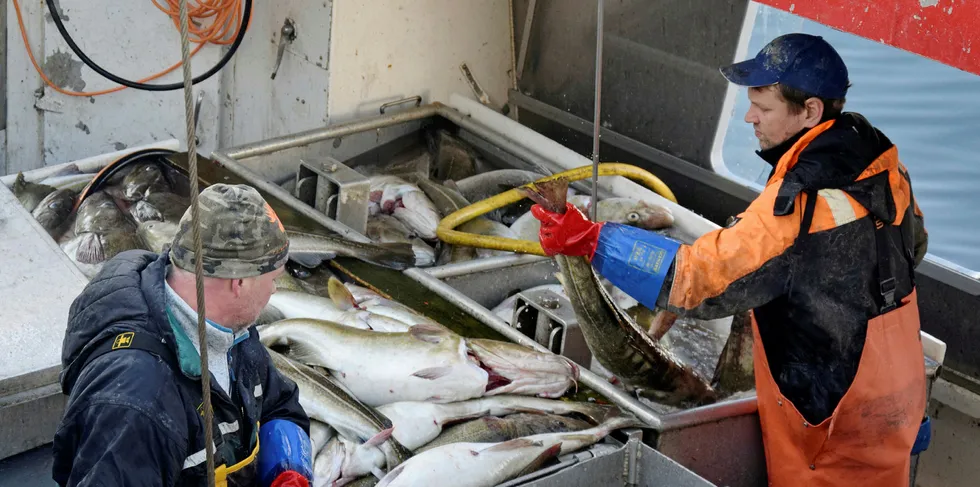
[720,33,849,99]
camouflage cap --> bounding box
[169,184,289,279]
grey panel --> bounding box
[654,413,767,487]
[514,0,751,167]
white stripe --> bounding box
[218,421,239,435]
[253,384,263,398]
[183,443,214,469]
[818,189,858,227]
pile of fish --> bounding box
[261,269,640,486]
[7,159,427,279]
[269,129,753,407]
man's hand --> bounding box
[530,202,604,259]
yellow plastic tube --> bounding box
[436,163,676,256]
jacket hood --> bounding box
[60,249,175,394]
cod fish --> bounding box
[287,231,417,271]
[130,191,189,224]
[314,437,346,487]
[266,290,409,333]
[11,173,56,212]
[465,339,578,399]
[454,169,547,224]
[367,176,441,240]
[32,188,76,238]
[310,420,334,457]
[268,350,411,474]
[416,413,593,453]
[377,395,614,451]
[415,178,518,263]
[136,220,179,254]
[510,195,675,242]
[366,214,436,268]
[342,281,449,332]
[259,319,489,406]
[73,191,137,264]
[376,416,639,487]
[519,178,716,406]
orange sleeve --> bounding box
[666,183,808,320]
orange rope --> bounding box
[11,0,245,97]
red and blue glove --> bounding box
[531,202,604,260]
[258,419,313,487]
[531,202,681,311]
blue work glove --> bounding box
[591,223,681,311]
[257,419,313,487]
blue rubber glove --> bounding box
[591,223,681,311]
[257,419,313,487]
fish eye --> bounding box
[627,212,640,222]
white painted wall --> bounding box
[327,0,513,122]
[4,0,513,175]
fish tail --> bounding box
[75,233,105,264]
[517,177,569,214]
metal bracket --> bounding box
[512,289,592,366]
[295,158,370,235]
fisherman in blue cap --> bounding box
[531,33,930,486]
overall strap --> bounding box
[873,216,897,313]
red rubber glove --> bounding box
[530,202,604,260]
[270,471,309,487]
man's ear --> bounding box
[229,278,244,299]
[803,97,825,128]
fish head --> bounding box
[122,163,167,201]
[466,339,579,398]
[623,201,674,230]
[33,189,75,231]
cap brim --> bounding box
[720,58,779,88]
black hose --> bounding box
[44,0,252,92]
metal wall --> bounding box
[513,0,750,167]
[3,0,512,175]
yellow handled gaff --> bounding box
[435,163,677,257]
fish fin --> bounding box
[75,233,105,264]
[408,323,448,343]
[283,340,326,368]
[516,178,569,214]
[102,185,127,201]
[411,365,454,380]
[289,253,329,269]
[328,276,357,310]
[515,443,562,477]
[485,438,543,453]
[364,427,394,448]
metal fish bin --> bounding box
[204,100,761,486]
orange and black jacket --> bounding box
[596,113,927,424]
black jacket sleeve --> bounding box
[53,402,186,487]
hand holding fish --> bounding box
[530,201,603,259]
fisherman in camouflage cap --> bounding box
[170,183,290,278]
[54,182,313,487]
